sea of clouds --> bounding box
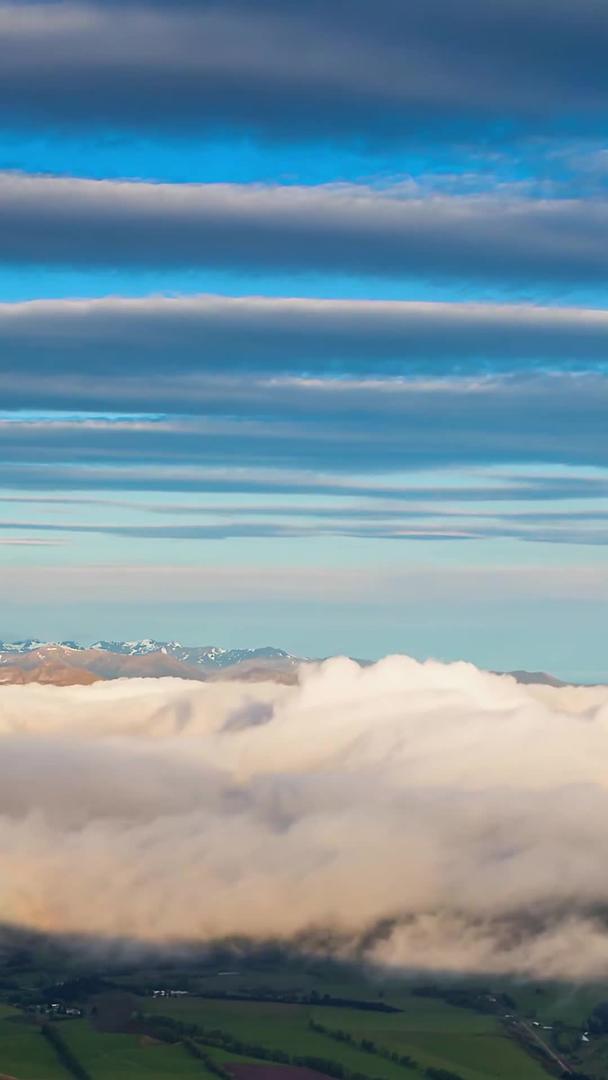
[2,655,608,979]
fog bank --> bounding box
[2,656,608,979]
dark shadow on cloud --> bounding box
[0,920,365,978]
[1,0,608,140]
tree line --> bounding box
[139,1011,397,1080]
[308,1017,418,1071]
[40,1023,92,1080]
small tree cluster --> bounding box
[182,1037,232,1078]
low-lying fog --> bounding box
[2,655,608,979]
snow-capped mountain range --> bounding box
[0,639,294,665]
[0,639,572,688]
[0,640,300,685]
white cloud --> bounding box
[2,656,608,977]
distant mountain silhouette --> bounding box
[0,639,583,687]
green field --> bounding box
[4,953,608,1080]
[147,996,410,1079]
[308,999,549,1080]
[0,1009,67,1080]
[496,979,608,1026]
[59,1020,217,1080]
[144,991,550,1080]
[0,1015,219,1080]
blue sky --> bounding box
[1,0,607,678]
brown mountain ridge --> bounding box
[0,640,581,688]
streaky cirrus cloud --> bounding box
[1,375,608,471]
[3,656,608,978]
[5,369,608,423]
[2,561,607,611]
[1,1,607,139]
[6,495,608,528]
[3,173,608,286]
[2,462,607,502]
[3,295,608,377]
[2,515,608,548]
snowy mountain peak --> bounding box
[0,639,296,669]
[0,639,51,653]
